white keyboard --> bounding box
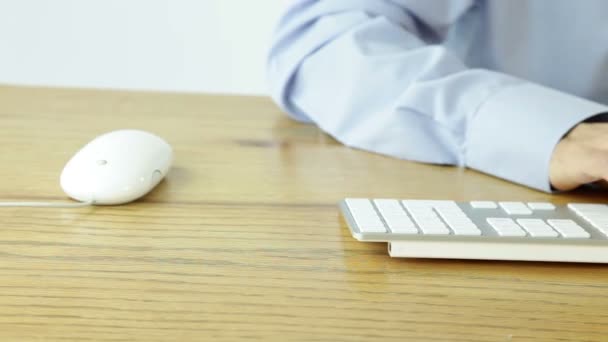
[339,199,608,263]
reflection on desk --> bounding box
[0,85,606,341]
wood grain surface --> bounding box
[0,85,606,341]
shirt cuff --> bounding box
[465,82,608,192]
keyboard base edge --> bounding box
[388,240,608,263]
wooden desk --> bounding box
[0,85,606,341]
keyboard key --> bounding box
[401,201,452,235]
[435,205,466,218]
[487,218,527,237]
[344,199,387,233]
[453,229,482,236]
[402,200,435,208]
[470,201,498,209]
[495,229,527,237]
[444,218,480,229]
[415,218,450,235]
[527,202,556,210]
[567,203,608,212]
[568,204,608,223]
[589,226,608,237]
[419,226,451,235]
[435,204,482,235]
[499,202,533,215]
[516,219,558,238]
[547,219,591,239]
[448,220,482,236]
[582,217,608,229]
[373,199,418,234]
[567,204,608,236]
[486,217,516,227]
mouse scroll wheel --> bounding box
[150,170,163,186]
[96,159,108,166]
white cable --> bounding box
[0,200,94,208]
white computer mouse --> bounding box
[60,129,173,205]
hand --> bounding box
[550,122,608,191]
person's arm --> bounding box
[267,0,608,192]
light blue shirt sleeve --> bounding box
[267,0,608,192]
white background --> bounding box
[0,0,285,95]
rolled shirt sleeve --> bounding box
[267,0,608,192]
[467,83,608,191]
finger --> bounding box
[574,147,608,187]
[568,123,608,141]
[549,140,607,191]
